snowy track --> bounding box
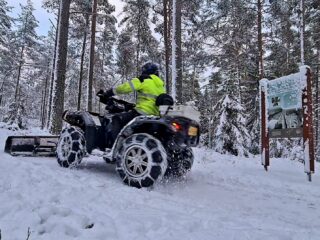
[0,128,319,240]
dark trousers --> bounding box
[110,110,140,146]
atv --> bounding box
[56,95,200,188]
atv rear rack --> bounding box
[4,136,59,157]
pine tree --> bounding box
[116,31,135,81]
[68,0,91,111]
[181,0,207,104]
[91,0,117,112]
[265,1,300,78]
[119,0,160,75]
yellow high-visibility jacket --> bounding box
[114,74,166,116]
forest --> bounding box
[0,0,319,160]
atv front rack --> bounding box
[4,136,59,157]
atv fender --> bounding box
[110,116,175,161]
[63,110,105,153]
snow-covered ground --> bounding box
[0,127,319,240]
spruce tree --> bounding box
[0,0,11,45]
[13,0,39,101]
[0,0,12,110]
[211,86,251,156]
[2,0,39,128]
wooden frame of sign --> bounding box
[260,66,315,181]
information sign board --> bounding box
[259,66,315,181]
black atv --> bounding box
[56,95,200,188]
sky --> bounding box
[9,0,124,36]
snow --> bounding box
[0,127,320,240]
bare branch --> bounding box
[26,228,31,240]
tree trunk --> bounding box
[257,0,264,79]
[77,14,89,111]
[47,8,60,129]
[175,0,182,103]
[0,70,12,107]
[40,89,45,124]
[41,60,50,129]
[14,46,25,102]
[170,0,182,102]
[136,1,142,76]
[0,81,3,106]
[163,0,170,93]
[299,0,305,66]
[87,0,97,112]
[49,0,71,134]
[316,51,320,162]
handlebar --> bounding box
[98,95,135,113]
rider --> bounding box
[97,62,166,146]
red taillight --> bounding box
[171,122,182,132]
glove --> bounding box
[103,89,115,99]
[97,88,115,104]
[96,89,104,97]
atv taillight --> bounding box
[171,122,182,132]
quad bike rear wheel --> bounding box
[166,147,194,177]
[116,133,167,188]
[56,126,86,168]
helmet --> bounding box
[141,62,159,75]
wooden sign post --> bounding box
[302,67,315,181]
[260,79,269,171]
[260,66,315,181]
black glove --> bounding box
[97,88,115,104]
[96,89,104,97]
[104,89,114,98]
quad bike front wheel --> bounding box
[115,133,167,188]
[56,126,86,168]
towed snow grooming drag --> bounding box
[4,135,59,156]
[56,94,200,188]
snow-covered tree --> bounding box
[1,0,40,128]
[13,0,39,101]
[212,93,251,156]
[0,0,11,45]
[0,0,13,111]
[2,101,27,129]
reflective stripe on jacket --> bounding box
[114,74,166,116]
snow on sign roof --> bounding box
[268,66,307,92]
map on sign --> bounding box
[267,75,303,138]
